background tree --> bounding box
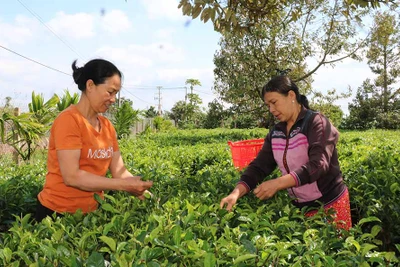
[144,106,158,118]
[169,100,187,127]
[178,0,396,34]
[185,79,202,104]
[169,93,205,128]
[368,11,400,110]
[213,0,366,127]
[344,11,400,129]
[343,80,381,129]
[310,88,351,127]
[203,99,231,129]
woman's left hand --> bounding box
[253,179,279,200]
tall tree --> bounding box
[366,11,400,113]
[185,78,202,104]
[344,79,380,129]
[213,0,366,126]
[345,11,400,129]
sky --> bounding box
[0,0,377,115]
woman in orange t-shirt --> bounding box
[35,59,153,221]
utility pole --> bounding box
[155,86,162,116]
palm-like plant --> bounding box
[56,90,79,112]
[28,91,59,126]
[0,111,45,161]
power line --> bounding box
[0,44,71,76]
[16,0,85,61]
[193,89,215,96]
[122,85,156,89]
[122,85,186,90]
[121,88,154,105]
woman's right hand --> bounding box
[220,193,239,211]
[123,177,153,197]
[220,184,248,211]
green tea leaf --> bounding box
[370,225,381,238]
[99,236,117,252]
[94,193,104,205]
[361,243,377,256]
[172,225,182,246]
[345,237,360,252]
[1,247,12,262]
[242,240,256,254]
[358,217,381,226]
[101,203,119,213]
[233,254,257,264]
[204,253,216,267]
[390,182,399,194]
[86,252,105,267]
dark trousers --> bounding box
[35,200,63,222]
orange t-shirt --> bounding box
[38,105,119,213]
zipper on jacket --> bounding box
[283,130,297,199]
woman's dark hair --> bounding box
[72,59,122,91]
[261,75,309,109]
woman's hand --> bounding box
[220,183,249,211]
[253,179,279,200]
[123,177,153,198]
[253,175,296,200]
[220,192,239,212]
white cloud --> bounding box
[48,12,95,39]
[149,42,185,62]
[95,42,185,69]
[140,0,184,21]
[0,55,41,76]
[153,28,176,40]
[0,16,35,45]
[100,10,132,34]
[95,46,153,68]
[156,67,213,83]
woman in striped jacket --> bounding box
[220,75,352,230]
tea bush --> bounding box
[0,129,398,266]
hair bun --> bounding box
[300,94,309,108]
[71,60,84,85]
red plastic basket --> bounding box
[227,138,265,170]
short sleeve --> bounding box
[52,113,83,150]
